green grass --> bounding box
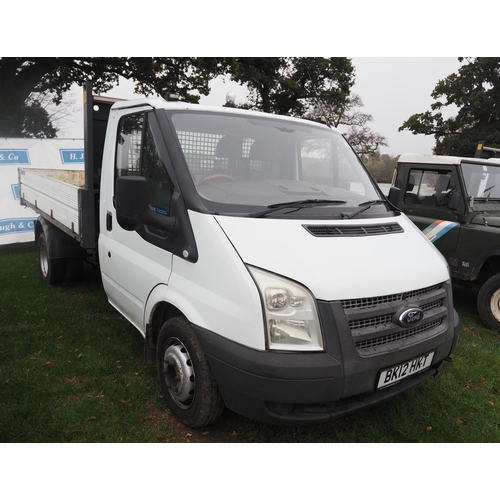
[0,242,499,443]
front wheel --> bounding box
[477,273,500,331]
[156,317,224,427]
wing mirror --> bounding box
[447,190,462,211]
[115,176,176,232]
[387,186,400,206]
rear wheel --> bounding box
[156,317,224,427]
[37,233,66,285]
[477,273,500,331]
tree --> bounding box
[306,93,388,155]
[0,58,120,137]
[0,57,218,138]
[20,90,81,137]
[0,57,371,144]
[120,57,221,102]
[361,153,398,183]
[399,57,500,156]
[221,57,355,117]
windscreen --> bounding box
[170,110,381,216]
[462,161,500,201]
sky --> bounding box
[202,57,464,157]
[59,57,464,157]
[349,57,463,156]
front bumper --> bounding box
[194,304,459,425]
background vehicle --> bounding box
[19,83,459,427]
[474,141,500,159]
[390,153,500,331]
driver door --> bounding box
[400,167,462,264]
[99,110,175,332]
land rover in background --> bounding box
[391,152,500,332]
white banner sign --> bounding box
[0,138,84,245]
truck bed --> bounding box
[19,168,85,240]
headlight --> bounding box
[248,266,324,351]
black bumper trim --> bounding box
[193,311,458,425]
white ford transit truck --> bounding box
[18,83,459,427]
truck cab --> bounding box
[98,102,459,426]
[391,153,500,331]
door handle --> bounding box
[106,212,112,231]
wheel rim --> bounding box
[490,289,500,322]
[39,240,49,278]
[162,338,195,409]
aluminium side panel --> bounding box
[19,168,83,240]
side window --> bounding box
[142,120,174,217]
[405,168,453,207]
[116,114,143,176]
[115,113,174,218]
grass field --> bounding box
[0,242,499,443]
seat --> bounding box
[434,175,451,206]
[214,135,245,179]
[404,175,421,205]
[215,135,242,164]
[248,140,278,180]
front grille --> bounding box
[349,314,393,330]
[354,319,442,350]
[342,284,441,310]
[348,299,442,331]
[304,223,403,237]
[342,283,447,356]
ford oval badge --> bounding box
[398,308,424,327]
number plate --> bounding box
[377,352,435,389]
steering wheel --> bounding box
[196,173,236,186]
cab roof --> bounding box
[109,96,336,132]
[398,153,500,166]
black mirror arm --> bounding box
[386,186,401,211]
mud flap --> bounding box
[144,324,157,367]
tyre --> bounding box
[37,233,66,285]
[477,273,500,331]
[156,316,224,427]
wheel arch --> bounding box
[143,284,186,366]
[473,249,500,283]
[35,217,44,244]
[150,301,184,341]
[36,216,86,260]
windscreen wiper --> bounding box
[250,199,347,218]
[340,199,385,220]
[482,185,496,197]
[474,197,500,202]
